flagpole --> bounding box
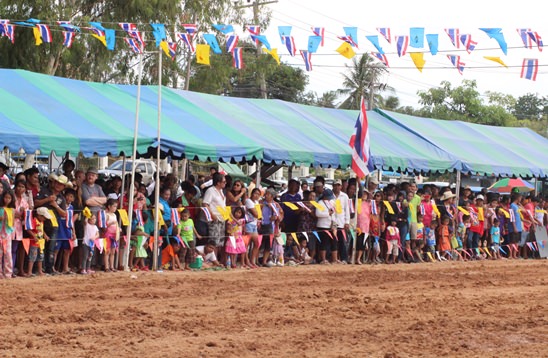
[123,50,143,271]
[351,177,360,264]
[152,48,162,272]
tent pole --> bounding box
[455,171,461,201]
[350,178,360,264]
[256,159,262,192]
[123,50,143,271]
[152,49,163,272]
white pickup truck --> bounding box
[98,159,157,185]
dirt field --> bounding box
[1,259,547,358]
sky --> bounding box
[255,0,547,107]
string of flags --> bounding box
[0,19,544,79]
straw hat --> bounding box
[440,191,456,201]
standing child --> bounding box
[413,213,425,262]
[0,190,16,278]
[54,189,76,274]
[425,221,438,262]
[385,219,400,264]
[80,215,99,274]
[490,218,502,260]
[457,215,470,260]
[103,199,120,272]
[176,208,202,270]
[132,226,149,271]
[437,216,452,260]
[26,207,51,276]
[225,207,247,269]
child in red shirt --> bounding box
[26,207,51,277]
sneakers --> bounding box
[266,261,276,268]
[276,261,284,267]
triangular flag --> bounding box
[336,42,355,59]
[48,210,58,227]
[203,34,222,54]
[232,47,244,69]
[409,27,424,48]
[521,58,539,81]
[383,201,394,214]
[117,209,129,226]
[395,35,409,57]
[250,35,271,51]
[335,199,343,214]
[300,50,312,71]
[343,26,358,48]
[212,24,234,34]
[311,26,325,46]
[278,26,292,43]
[302,232,309,242]
[309,201,325,211]
[409,52,425,72]
[372,52,389,67]
[22,238,30,255]
[226,34,238,52]
[290,232,298,243]
[479,28,508,55]
[196,44,210,65]
[377,28,391,43]
[426,34,438,55]
[484,56,508,68]
[263,47,280,64]
[365,35,384,54]
[160,40,177,60]
[284,202,299,210]
[255,203,263,219]
[283,35,297,56]
[150,23,166,47]
[308,36,322,53]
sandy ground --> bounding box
[1,259,547,358]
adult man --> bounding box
[313,176,325,200]
[332,179,351,263]
[81,167,106,214]
[367,176,379,193]
[24,167,41,201]
[201,173,228,256]
[280,179,302,234]
[407,182,422,242]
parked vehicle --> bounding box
[98,159,157,185]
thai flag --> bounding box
[517,28,533,49]
[135,209,144,226]
[447,55,465,75]
[226,34,238,52]
[66,209,74,229]
[296,201,311,213]
[246,25,260,45]
[527,31,543,51]
[97,210,107,228]
[349,200,355,214]
[62,32,76,48]
[125,38,143,53]
[348,97,371,178]
[89,27,105,38]
[232,47,244,69]
[25,210,34,230]
[201,207,213,222]
[167,41,177,60]
[284,36,296,56]
[460,34,477,54]
[119,22,144,47]
[419,203,426,216]
[177,32,195,52]
[372,52,389,67]
[377,27,391,43]
[270,203,280,217]
[338,35,358,48]
[300,50,312,71]
[171,208,180,226]
[395,35,409,57]
[396,202,402,213]
[371,200,378,215]
[311,26,325,46]
[3,24,15,43]
[35,24,52,43]
[445,28,460,48]
[183,24,198,37]
[521,58,538,80]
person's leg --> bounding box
[11,240,18,276]
[337,229,348,263]
[62,249,71,272]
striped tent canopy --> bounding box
[377,109,548,178]
[0,69,461,173]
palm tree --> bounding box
[316,91,337,108]
[337,53,391,110]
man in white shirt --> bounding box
[201,173,228,257]
[333,179,351,263]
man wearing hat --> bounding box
[315,188,338,264]
[332,179,351,263]
[459,185,473,206]
[35,174,72,274]
[81,167,106,215]
[367,176,379,194]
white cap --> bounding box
[36,207,52,219]
[476,194,485,201]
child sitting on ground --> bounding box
[298,239,312,265]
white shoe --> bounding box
[266,261,276,267]
[276,262,284,267]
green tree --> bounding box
[315,91,337,108]
[337,53,390,110]
[512,93,545,120]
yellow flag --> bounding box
[196,44,210,65]
[336,42,355,59]
[484,56,508,68]
[216,206,230,221]
[290,232,298,243]
[483,247,492,257]
[255,204,262,219]
[117,209,129,226]
[83,207,92,219]
[91,33,107,47]
[152,208,166,226]
[38,239,46,254]
[357,199,362,214]
[431,200,441,218]
[477,207,484,221]
[409,52,425,72]
[310,200,325,211]
[5,208,14,228]
[383,201,394,215]
[48,210,58,227]
[457,206,470,215]
[284,202,299,211]
[33,27,43,46]
[426,252,435,261]
[263,48,280,65]
[499,208,510,218]
[335,199,343,214]
[160,40,171,58]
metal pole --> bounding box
[455,171,461,201]
[123,51,144,271]
[256,159,262,194]
[152,49,162,271]
[351,179,360,264]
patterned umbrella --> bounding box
[487,178,534,193]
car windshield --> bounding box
[108,161,133,171]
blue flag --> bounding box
[278,26,292,44]
[250,35,271,51]
[105,28,116,50]
[426,34,438,55]
[308,35,322,53]
[409,27,424,48]
[150,23,166,47]
[343,26,358,47]
[365,35,384,54]
[203,33,222,54]
[479,28,507,55]
[212,24,234,34]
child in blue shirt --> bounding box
[425,221,437,262]
[490,218,502,260]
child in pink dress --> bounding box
[225,207,247,268]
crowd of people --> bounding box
[0,160,547,279]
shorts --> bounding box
[245,222,258,234]
[207,220,226,247]
[54,239,71,251]
[28,246,44,263]
[409,222,418,240]
[493,243,500,252]
[518,231,529,247]
[356,233,367,251]
[387,239,399,256]
[508,231,521,244]
[259,223,273,251]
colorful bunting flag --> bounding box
[372,52,389,67]
[447,55,466,75]
[527,31,543,51]
[25,209,34,230]
[365,35,384,54]
[426,33,439,55]
[250,35,271,50]
[311,26,325,46]
[300,50,312,71]
[479,28,507,55]
[283,35,296,56]
[409,27,424,48]
[377,27,391,43]
[226,34,238,52]
[203,33,222,54]
[212,24,234,34]
[263,47,280,64]
[308,35,322,53]
[66,209,73,229]
[343,26,358,48]
[336,41,355,59]
[246,24,260,45]
[125,38,143,53]
[278,25,292,43]
[182,23,198,37]
[160,40,177,60]
[517,28,533,49]
[520,58,538,81]
[484,56,507,68]
[395,35,409,57]
[460,34,478,54]
[409,52,425,72]
[232,47,244,69]
[36,24,52,43]
[445,28,460,48]
[119,22,144,48]
[150,23,166,47]
[177,32,195,52]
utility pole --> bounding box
[235,0,277,99]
